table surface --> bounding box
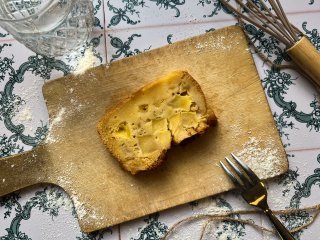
[1,1,320,239]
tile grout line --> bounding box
[286,8,320,16]
[103,9,320,33]
[101,0,109,64]
[286,147,320,153]
[104,17,237,33]
[0,38,16,43]
[0,29,106,43]
[118,224,122,240]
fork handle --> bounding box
[265,209,295,240]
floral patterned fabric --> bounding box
[1,0,320,239]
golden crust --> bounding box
[122,150,167,175]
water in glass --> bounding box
[0,0,94,56]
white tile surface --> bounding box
[104,0,235,30]
[105,19,237,62]
[1,1,320,240]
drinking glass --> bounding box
[0,0,94,57]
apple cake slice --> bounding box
[97,71,216,174]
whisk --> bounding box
[220,0,320,89]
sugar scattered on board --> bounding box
[195,39,232,51]
[45,107,66,144]
[195,34,240,52]
[229,123,243,139]
[73,48,97,76]
[54,166,106,226]
[237,137,282,179]
[71,194,106,227]
[72,196,88,220]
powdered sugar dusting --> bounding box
[45,107,66,144]
[195,37,232,51]
[237,137,282,179]
[195,33,240,52]
[71,194,106,228]
[195,198,231,215]
[72,196,88,220]
[12,106,33,122]
[229,123,243,139]
[73,48,97,76]
[44,187,74,211]
[54,167,106,226]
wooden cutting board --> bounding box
[0,26,288,233]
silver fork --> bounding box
[220,153,295,240]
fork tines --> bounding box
[220,153,260,189]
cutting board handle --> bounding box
[0,145,48,197]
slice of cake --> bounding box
[97,71,216,174]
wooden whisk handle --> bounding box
[287,36,320,89]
